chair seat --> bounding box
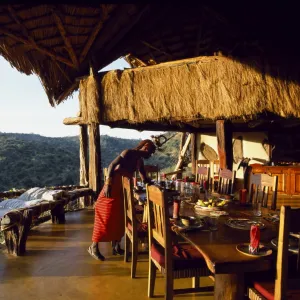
[151,243,207,271]
[253,281,300,300]
[127,221,148,237]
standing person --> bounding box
[88,139,156,261]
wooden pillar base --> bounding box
[4,209,33,256]
[51,204,66,224]
[214,273,245,300]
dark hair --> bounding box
[134,139,156,151]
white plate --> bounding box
[194,205,222,211]
[175,220,205,231]
[226,218,266,230]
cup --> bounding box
[209,212,220,230]
[253,201,262,217]
[239,189,247,205]
[173,196,181,219]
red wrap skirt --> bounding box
[92,169,132,242]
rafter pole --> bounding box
[79,5,110,64]
[51,9,79,69]
[7,5,36,45]
[0,28,74,67]
[140,40,171,57]
[53,60,72,83]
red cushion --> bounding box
[127,221,148,237]
[253,281,300,300]
[151,243,207,270]
[253,281,274,300]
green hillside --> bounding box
[0,132,180,191]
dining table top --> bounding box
[177,202,279,275]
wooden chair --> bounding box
[248,173,279,210]
[216,168,236,195]
[103,167,108,181]
[248,206,300,299]
[146,184,213,300]
[123,176,148,278]
[195,166,211,190]
[196,160,219,191]
[135,165,159,182]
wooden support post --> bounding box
[79,124,89,208]
[190,133,197,175]
[3,209,33,256]
[51,203,66,224]
[172,134,191,180]
[88,123,101,201]
[216,120,233,170]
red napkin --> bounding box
[249,225,260,253]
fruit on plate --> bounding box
[196,198,228,208]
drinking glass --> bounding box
[253,201,262,217]
[209,212,220,231]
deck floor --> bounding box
[0,210,214,300]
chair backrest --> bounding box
[217,168,236,195]
[135,165,159,182]
[145,165,159,181]
[122,176,138,237]
[196,166,210,188]
[275,206,300,299]
[196,159,220,181]
[196,159,210,168]
[212,160,220,176]
[146,185,172,268]
[248,173,278,210]
[103,167,108,181]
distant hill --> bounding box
[0,132,180,191]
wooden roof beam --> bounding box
[52,59,72,83]
[140,40,172,57]
[0,27,74,67]
[63,117,85,125]
[7,5,37,46]
[51,8,79,69]
[79,5,110,64]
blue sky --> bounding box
[0,56,162,139]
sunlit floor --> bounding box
[0,210,214,300]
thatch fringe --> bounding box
[88,56,300,124]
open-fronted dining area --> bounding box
[1,3,300,300]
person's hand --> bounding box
[103,184,111,198]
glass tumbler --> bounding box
[209,212,220,231]
[253,201,262,217]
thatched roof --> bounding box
[77,55,300,131]
[2,3,300,107]
[0,4,149,105]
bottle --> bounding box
[191,182,198,202]
[170,178,175,190]
[159,173,166,188]
[175,179,182,191]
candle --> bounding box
[239,189,247,204]
[249,225,260,254]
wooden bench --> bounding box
[0,188,94,256]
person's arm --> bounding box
[137,158,151,184]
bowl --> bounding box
[225,194,234,200]
[181,216,197,226]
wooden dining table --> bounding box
[177,202,279,300]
